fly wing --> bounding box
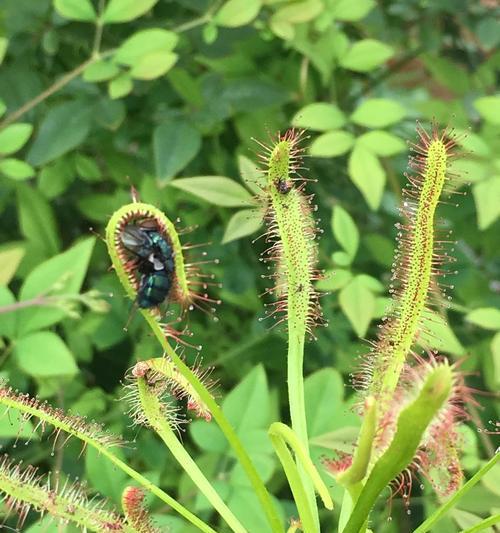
[120,225,150,257]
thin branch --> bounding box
[92,0,106,56]
[0,49,114,131]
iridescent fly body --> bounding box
[120,223,175,308]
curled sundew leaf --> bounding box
[106,201,282,533]
[106,201,221,343]
[125,357,214,423]
[131,371,248,533]
[343,363,453,533]
[122,487,160,533]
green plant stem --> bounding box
[268,424,316,533]
[105,203,282,532]
[171,1,221,33]
[0,49,114,131]
[269,422,333,511]
[287,319,319,531]
[97,446,216,533]
[265,138,320,530]
[0,392,215,533]
[92,0,105,55]
[137,378,247,533]
[142,313,284,533]
[337,398,376,532]
[413,452,500,533]
[338,398,376,487]
[459,513,500,533]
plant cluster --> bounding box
[0,1,498,532]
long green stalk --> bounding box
[459,513,500,533]
[106,203,283,533]
[136,376,247,533]
[262,132,321,529]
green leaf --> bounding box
[54,0,96,21]
[272,0,323,23]
[422,55,470,96]
[331,0,375,21]
[420,310,466,356]
[339,39,393,72]
[305,368,358,437]
[351,99,406,128]
[153,120,201,183]
[332,205,359,260]
[357,274,384,293]
[94,98,125,131]
[473,176,500,230]
[0,123,33,155]
[0,100,6,118]
[291,103,346,131]
[364,233,393,266]
[0,37,7,65]
[39,157,76,198]
[455,129,491,158]
[215,0,262,28]
[108,73,133,99]
[451,509,497,532]
[331,250,352,266]
[14,331,78,378]
[191,366,270,454]
[225,365,270,432]
[0,158,35,180]
[77,191,130,222]
[491,333,500,388]
[0,287,16,339]
[269,18,294,40]
[474,96,500,125]
[83,60,120,82]
[114,29,178,66]
[102,0,158,23]
[27,101,92,166]
[339,275,376,337]
[0,408,38,439]
[85,447,128,503]
[238,155,265,194]
[74,154,100,181]
[17,238,95,335]
[348,145,386,210]
[130,51,177,80]
[227,488,282,533]
[466,307,500,330]
[222,208,263,243]
[0,242,25,285]
[203,23,218,44]
[170,176,254,207]
[309,130,354,157]
[357,130,406,156]
[17,185,61,256]
[316,268,352,292]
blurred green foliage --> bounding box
[0,0,499,531]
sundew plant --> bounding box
[0,122,498,532]
[0,1,499,533]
